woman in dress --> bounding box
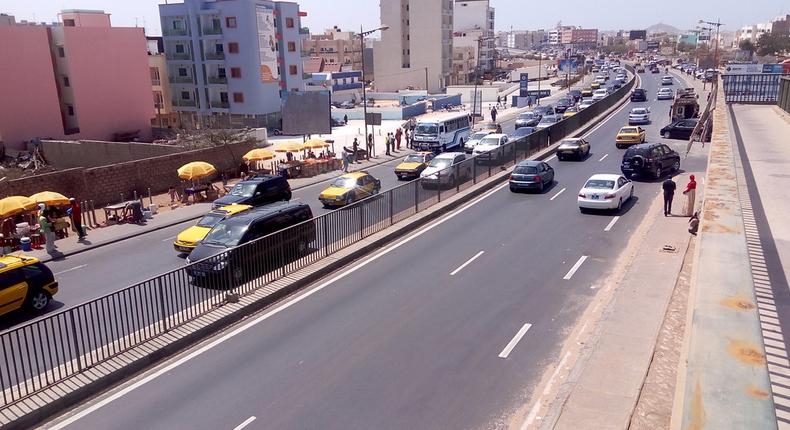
[682,175,697,217]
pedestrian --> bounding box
[168,186,179,204]
[491,106,498,123]
[238,161,249,181]
[343,114,348,125]
[341,148,350,172]
[69,198,86,240]
[366,134,374,159]
[682,175,697,217]
[351,137,359,163]
[38,205,57,254]
[496,95,501,107]
[528,97,533,108]
[405,129,411,149]
[395,127,402,151]
[662,177,677,216]
[385,133,392,156]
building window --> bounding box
[175,44,185,53]
[286,17,294,28]
[215,43,224,53]
[153,91,164,107]
[218,67,226,78]
[63,19,75,27]
[66,104,74,115]
[63,76,70,87]
[288,42,296,52]
[173,20,184,30]
[178,68,188,77]
[233,92,244,103]
[57,46,65,57]
[220,92,229,103]
[228,42,239,53]
[231,67,242,78]
[181,91,191,100]
[225,17,237,28]
[150,67,161,85]
[289,65,297,75]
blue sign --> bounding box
[519,73,529,97]
[524,89,551,99]
[558,59,578,72]
[762,64,783,74]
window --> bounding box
[66,104,74,116]
[57,46,65,57]
[173,20,184,30]
[220,92,229,103]
[63,19,75,27]
[286,17,294,28]
[228,42,239,53]
[225,16,237,28]
[63,76,70,87]
[231,67,241,78]
[0,269,24,288]
[289,65,297,75]
[150,67,161,85]
[233,92,244,103]
[175,44,185,54]
[181,91,191,100]
[178,68,188,77]
[287,42,296,52]
[215,43,224,53]
[153,91,163,107]
[218,67,226,78]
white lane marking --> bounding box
[233,416,257,430]
[546,155,557,162]
[563,256,588,280]
[581,73,640,139]
[549,188,566,201]
[604,216,620,232]
[54,264,87,276]
[498,323,533,359]
[450,251,485,276]
[162,236,177,242]
[47,179,513,430]
[598,154,609,162]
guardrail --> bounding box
[0,70,635,409]
[722,73,788,104]
[779,76,790,115]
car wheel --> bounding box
[346,193,355,206]
[27,291,50,311]
[672,159,680,172]
[510,186,517,193]
[655,165,662,179]
[663,131,671,139]
[442,144,447,152]
[558,155,565,161]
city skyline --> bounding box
[3,0,787,36]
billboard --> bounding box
[255,5,279,83]
[558,60,578,72]
[281,91,332,135]
[629,30,647,40]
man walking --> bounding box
[662,177,677,216]
[490,106,498,123]
[69,198,86,240]
[395,127,402,151]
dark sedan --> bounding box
[515,111,541,129]
[569,89,582,102]
[631,88,647,102]
[509,160,555,193]
[533,105,555,117]
[554,98,574,113]
[556,138,591,161]
[511,127,536,139]
[660,119,697,140]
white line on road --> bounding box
[232,416,257,430]
[581,90,635,139]
[498,323,533,359]
[54,264,87,276]
[450,251,485,276]
[598,153,609,162]
[563,256,588,280]
[604,216,620,232]
[545,155,557,162]
[549,188,566,201]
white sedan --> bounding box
[578,174,634,213]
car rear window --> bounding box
[624,147,651,157]
[514,166,538,174]
[585,180,615,189]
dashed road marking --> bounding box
[54,264,88,276]
[563,256,588,280]
[450,251,485,276]
[604,216,620,232]
[498,323,533,359]
[550,188,566,201]
[232,416,257,430]
[598,154,609,162]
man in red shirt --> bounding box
[69,198,86,240]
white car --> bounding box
[595,75,607,84]
[628,107,650,125]
[592,89,609,101]
[657,88,674,100]
[578,174,635,213]
[535,115,562,130]
[464,131,490,154]
[420,152,471,187]
[472,133,509,162]
[578,98,595,110]
[661,76,674,85]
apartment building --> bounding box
[147,37,179,129]
[453,0,495,72]
[374,0,453,94]
[504,30,545,51]
[570,29,598,47]
[159,0,306,129]
[303,27,362,71]
[0,10,152,150]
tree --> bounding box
[676,42,695,53]
[756,32,790,56]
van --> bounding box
[0,255,58,317]
[211,175,291,209]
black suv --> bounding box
[621,143,681,179]
[212,175,291,209]
[187,202,315,286]
[554,98,574,113]
[630,88,647,102]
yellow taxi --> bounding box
[0,254,58,317]
[394,152,435,180]
[580,88,593,98]
[615,126,646,148]
[563,106,580,118]
[173,204,252,254]
[319,171,381,208]
[590,82,602,90]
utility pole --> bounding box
[358,25,390,152]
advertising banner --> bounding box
[519,73,529,97]
[255,5,279,83]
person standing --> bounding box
[351,137,359,164]
[367,133,375,158]
[662,178,677,216]
[341,147,351,172]
[682,175,697,216]
[395,127,402,151]
[352,137,360,162]
[385,133,392,156]
[405,128,411,149]
[69,198,86,240]
[491,106,498,123]
[343,114,348,125]
[38,205,57,254]
[496,95,501,107]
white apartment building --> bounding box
[453,0,495,71]
[374,0,453,93]
[548,29,560,45]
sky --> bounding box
[3,0,787,36]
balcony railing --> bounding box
[202,27,222,36]
[163,28,189,37]
[169,76,195,84]
[172,99,197,108]
[210,101,230,109]
[166,53,192,61]
[207,76,228,84]
[204,52,225,60]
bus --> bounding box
[412,112,471,153]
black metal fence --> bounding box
[779,76,790,115]
[0,71,636,408]
[722,73,789,103]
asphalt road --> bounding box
[46,70,711,430]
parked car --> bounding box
[661,76,674,85]
[0,255,58,317]
[394,151,435,180]
[463,131,491,154]
[631,88,647,102]
[319,171,381,207]
[535,114,563,130]
[509,160,555,193]
[515,111,541,129]
[615,126,646,148]
[174,204,252,254]
[592,89,609,101]
[212,175,291,209]
[556,138,591,161]
[657,88,674,100]
[660,119,698,140]
[186,203,315,286]
[578,174,634,213]
[628,107,651,125]
[472,134,509,162]
[620,143,681,179]
[420,152,472,187]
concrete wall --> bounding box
[39,140,184,169]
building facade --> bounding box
[0,10,153,150]
[570,29,598,47]
[304,70,363,103]
[303,27,362,71]
[159,0,306,129]
[453,0,495,71]
[147,37,180,129]
[374,0,453,93]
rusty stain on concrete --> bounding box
[728,339,766,366]
[686,380,707,430]
[746,385,771,400]
[701,222,741,235]
[720,297,756,311]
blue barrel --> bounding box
[20,237,31,252]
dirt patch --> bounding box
[727,339,766,366]
[720,297,757,311]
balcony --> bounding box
[210,101,230,109]
[172,99,197,108]
[166,53,192,61]
[163,28,189,37]
[202,27,222,36]
[207,76,228,84]
[169,76,195,84]
[204,52,225,61]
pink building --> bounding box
[0,11,153,150]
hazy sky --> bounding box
[4,0,787,35]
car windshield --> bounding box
[202,222,248,247]
[479,137,500,146]
[429,158,452,168]
[518,113,536,120]
[404,154,425,163]
[470,132,488,140]
[620,127,638,134]
[229,183,257,198]
[631,109,648,115]
[415,124,438,135]
[634,89,645,94]
[514,165,538,174]
[535,106,551,114]
[539,116,557,124]
[330,177,357,188]
[585,179,616,189]
[196,212,226,228]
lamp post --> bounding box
[699,19,723,69]
[359,25,389,150]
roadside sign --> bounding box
[524,89,551,99]
[365,112,382,126]
[519,73,529,97]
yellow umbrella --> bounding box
[274,141,305,153]
[29,191,70,206]
[0,196,38,218]
[303,139,330,149]
[177,161,217,180]
[242,148,276,161]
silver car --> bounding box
[463,131,491,154]
[628,107,650,125]
[420,152,472,188]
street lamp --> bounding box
[699,19,723,69]
[359,25,389,154]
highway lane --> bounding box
[49,71,710,430]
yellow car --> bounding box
[173,204,252,254]
[394,152,435,180]
[615,126,646,148]
[319,171,382,208]
[581,88,593,98]
[563,106,580,118]
[0,254,58,317]
[590,82,601,90]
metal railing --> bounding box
[722,73,788,103]
[163,28,189,37]
[169,76,195,84]
[204,52,225,61]
[0,70,635,409]
[207,76,228,85]
[779,76,790,114]
[166,53,192,61]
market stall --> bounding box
[30,191,72,239]
[177,161,220,203]
[0,196,40,252]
